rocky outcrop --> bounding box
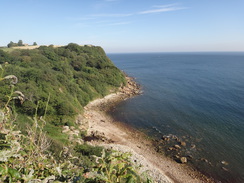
[119,76,141,98]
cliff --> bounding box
[0,43,126,143]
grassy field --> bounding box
[0,47,15,52]
[0,45,41,52]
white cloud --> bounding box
[139,4,187,14]
[153,3,179,8]
[93,20,131,26]
[90,13,133,18]
[107,21,131,26]
[71,3,187,28]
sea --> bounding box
[107,52,244,183]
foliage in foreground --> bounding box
[0,54,151,182]
[0,107,150,182]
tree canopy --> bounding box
[18,40,23,46]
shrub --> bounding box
[75,144,104,157]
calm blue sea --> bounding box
[108,52,244,183]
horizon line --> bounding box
[107,51,244,54]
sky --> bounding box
[0,0,244,53]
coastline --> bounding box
[81,76,215,183]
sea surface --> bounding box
[108,52,244,183]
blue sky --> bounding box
[0,0,243,53]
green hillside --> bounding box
[1,43,126,112]
[0,44,151,182]
[0,44,125,136]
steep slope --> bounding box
[0,43,125,142]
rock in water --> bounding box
[174,145,181,149]
[221,161,229,165]
[180,157,188,164]
[180,141,186,146]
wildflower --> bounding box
[13,91,25,104]
[14,91,25,98]
[4,75,18,84]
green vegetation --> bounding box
[0,47,15,53]
[0,44,151,182]
[7,40,22,48]
[3,40,38,48]
[7,41,17,48]
[0,43,126,141]
[17,40,23,47]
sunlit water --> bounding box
[108,52,244,183]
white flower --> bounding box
[4,75,18,84]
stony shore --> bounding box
[79,76,215,183]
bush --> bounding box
[75,144,104,157]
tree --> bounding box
[7,41,19,48]
[18,40,23,46]
[33,42,37,46]
[7,41,14,48]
